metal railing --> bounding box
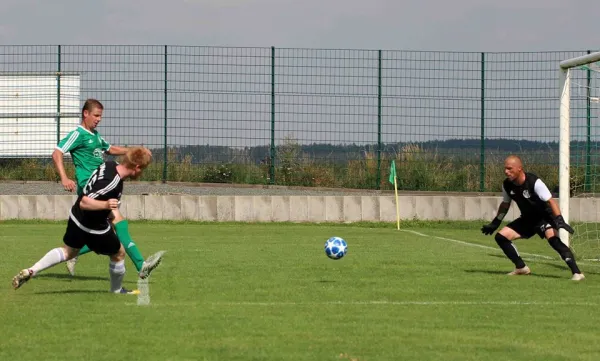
[0,46,597,192]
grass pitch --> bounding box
[1,220,600,361]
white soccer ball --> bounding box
[324,237,347,260]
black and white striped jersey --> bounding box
[69,161,123,234]
[502,172,553,221]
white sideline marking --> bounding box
[125,300,597,307]
[403,229,554,260]
[212,300,596,306]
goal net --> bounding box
[560,51,600,260]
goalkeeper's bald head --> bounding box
[504,155,523,168]
[504,155,524,183]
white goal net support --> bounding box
[559,51,600,260]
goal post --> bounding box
[559,51,600,251]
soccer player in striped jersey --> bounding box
[52,99,156,279]
[12,147,164,293]
[481,155,584,281]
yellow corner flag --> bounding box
[389,160,400,230]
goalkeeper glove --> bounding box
[553,215,575,234]
[481,217,502,235]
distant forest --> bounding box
[149,138,595,164]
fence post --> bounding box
[56,45,61,144]
[162,45,168,183]
[479,52,486,192]
[270,46,276,184]
[376,50,383,190]
[585,50,592,192]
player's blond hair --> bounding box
[121,147,152,170]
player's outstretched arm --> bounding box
[481,201,511,235]
[52,149,76,192]
[107,146,129,156]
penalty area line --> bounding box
[402,229,600,267]
[402,229,554,260]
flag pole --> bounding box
[389,160,400,230]
[394,174,400,230]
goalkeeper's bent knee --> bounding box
[548,236,581,274]
[494,233,510,246]
[547,236,574,260]
[494,233,526,269]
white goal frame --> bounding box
[559,51,600,246]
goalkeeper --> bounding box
[481,155,585,281]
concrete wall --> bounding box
[1,195,598,222]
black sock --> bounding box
[547,236,581,274]
[495,233,526,269]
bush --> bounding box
[0,143,574,193]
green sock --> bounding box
[113,220,145,272]
[78,245,93,256]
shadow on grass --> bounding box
[36,273,137,284]
[464,269,563,279]
[486,253,556,261]
[36,273,107,282]
[486,253,600,275]
[33,289,110,295]
[538,260,600,275]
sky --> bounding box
[0,0,598,51]
[1,0,599,154]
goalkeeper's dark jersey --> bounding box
[502,172,553,221]
[69,161,123,234]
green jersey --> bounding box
[56,125,111,192]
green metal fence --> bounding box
[0,46,597,192]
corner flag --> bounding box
[389,160,400,230]
[389,160,397,185]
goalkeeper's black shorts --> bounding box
[506,217,554,239]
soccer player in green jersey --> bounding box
[52,99,163,279]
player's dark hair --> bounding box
[122,147,152,170]
[81,98,104,117]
